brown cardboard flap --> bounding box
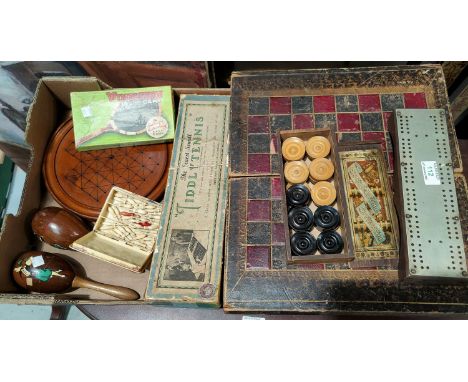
[43,76,110,108]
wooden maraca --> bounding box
[12,251,140,300]
[32,207,89,249]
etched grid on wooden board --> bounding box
[247,92,428,173]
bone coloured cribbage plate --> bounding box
[71,187,163,273]
[392,109,467,281]
[336,144,399,268]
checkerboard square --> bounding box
[272,245,286,270]
[271,154,281,174]
[313,96,335,113]
[361,113,383,131]
[271,177,282,199]
[248,200,271,221]
[246,246,271,269]
[385,132,393,151]
[248,177,271,199]
[270,97,291,114]
[293,114,314,130]
[404,93,427,108]
[382,112,393,131]
[358,94,381,112]
[363,132,385,148]
[336,95,358,112]
[270,136,278,154]
[247,223,271,245]
[248,154,270,173]
[292,96,313,113]
[248,134,270,153]
[249,97,269,115]
[270,115,291,132]
[387,151,394,171]
[315,113,337,129]
[337,113,360,132]
[272,223,286,244]
[271,200,283,222]
[337,132,362,143]
[381,94,404,111]
[248,116,269,133]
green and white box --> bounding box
[71,86,174,151]
[146,95,230,307]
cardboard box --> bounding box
[70,86,175,151]
[145,95,230,307]
[71,187,163,273]
[0,76,229,305]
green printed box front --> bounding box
[71,86,174,151]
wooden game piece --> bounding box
[284,160,309,184]
[286,184,311,207]
[32,207,89,250]
[317,231,344,254]
[12,251,140,300]
[314,206,340,231]
[305,136,331,159]
[43,118,171,220]
[288,206,314,232]
[290,232,317,256]
[281,137,306,161]
[309,158,335,181]
[310,181,336,206]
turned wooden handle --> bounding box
[72,276,140,301]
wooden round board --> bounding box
[43,118,171,220]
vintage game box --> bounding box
[335,143,399,269]
[71,187,163,273]
[224,66,468,314]
[71,86,175,151]
[146,95,230,307]
[276,128,354,264]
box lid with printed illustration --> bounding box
[146,94,230,307]
[71,86,174,151]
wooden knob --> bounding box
[309,158,335,181]
[284,161,309,184]
[306,136,331,159]
[311,181,336,206]
[282,137,305,161]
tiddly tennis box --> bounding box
[0,76,229,305]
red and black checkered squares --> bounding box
[245,176,286,270]
[244,92,429,269]
[247,93,429,173]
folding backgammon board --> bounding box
[224,65,468,314]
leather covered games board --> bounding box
[224,65,468,313]
[43,118,171,220]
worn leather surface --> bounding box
[224,66,468,313]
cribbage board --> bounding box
[224,66,468,314]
